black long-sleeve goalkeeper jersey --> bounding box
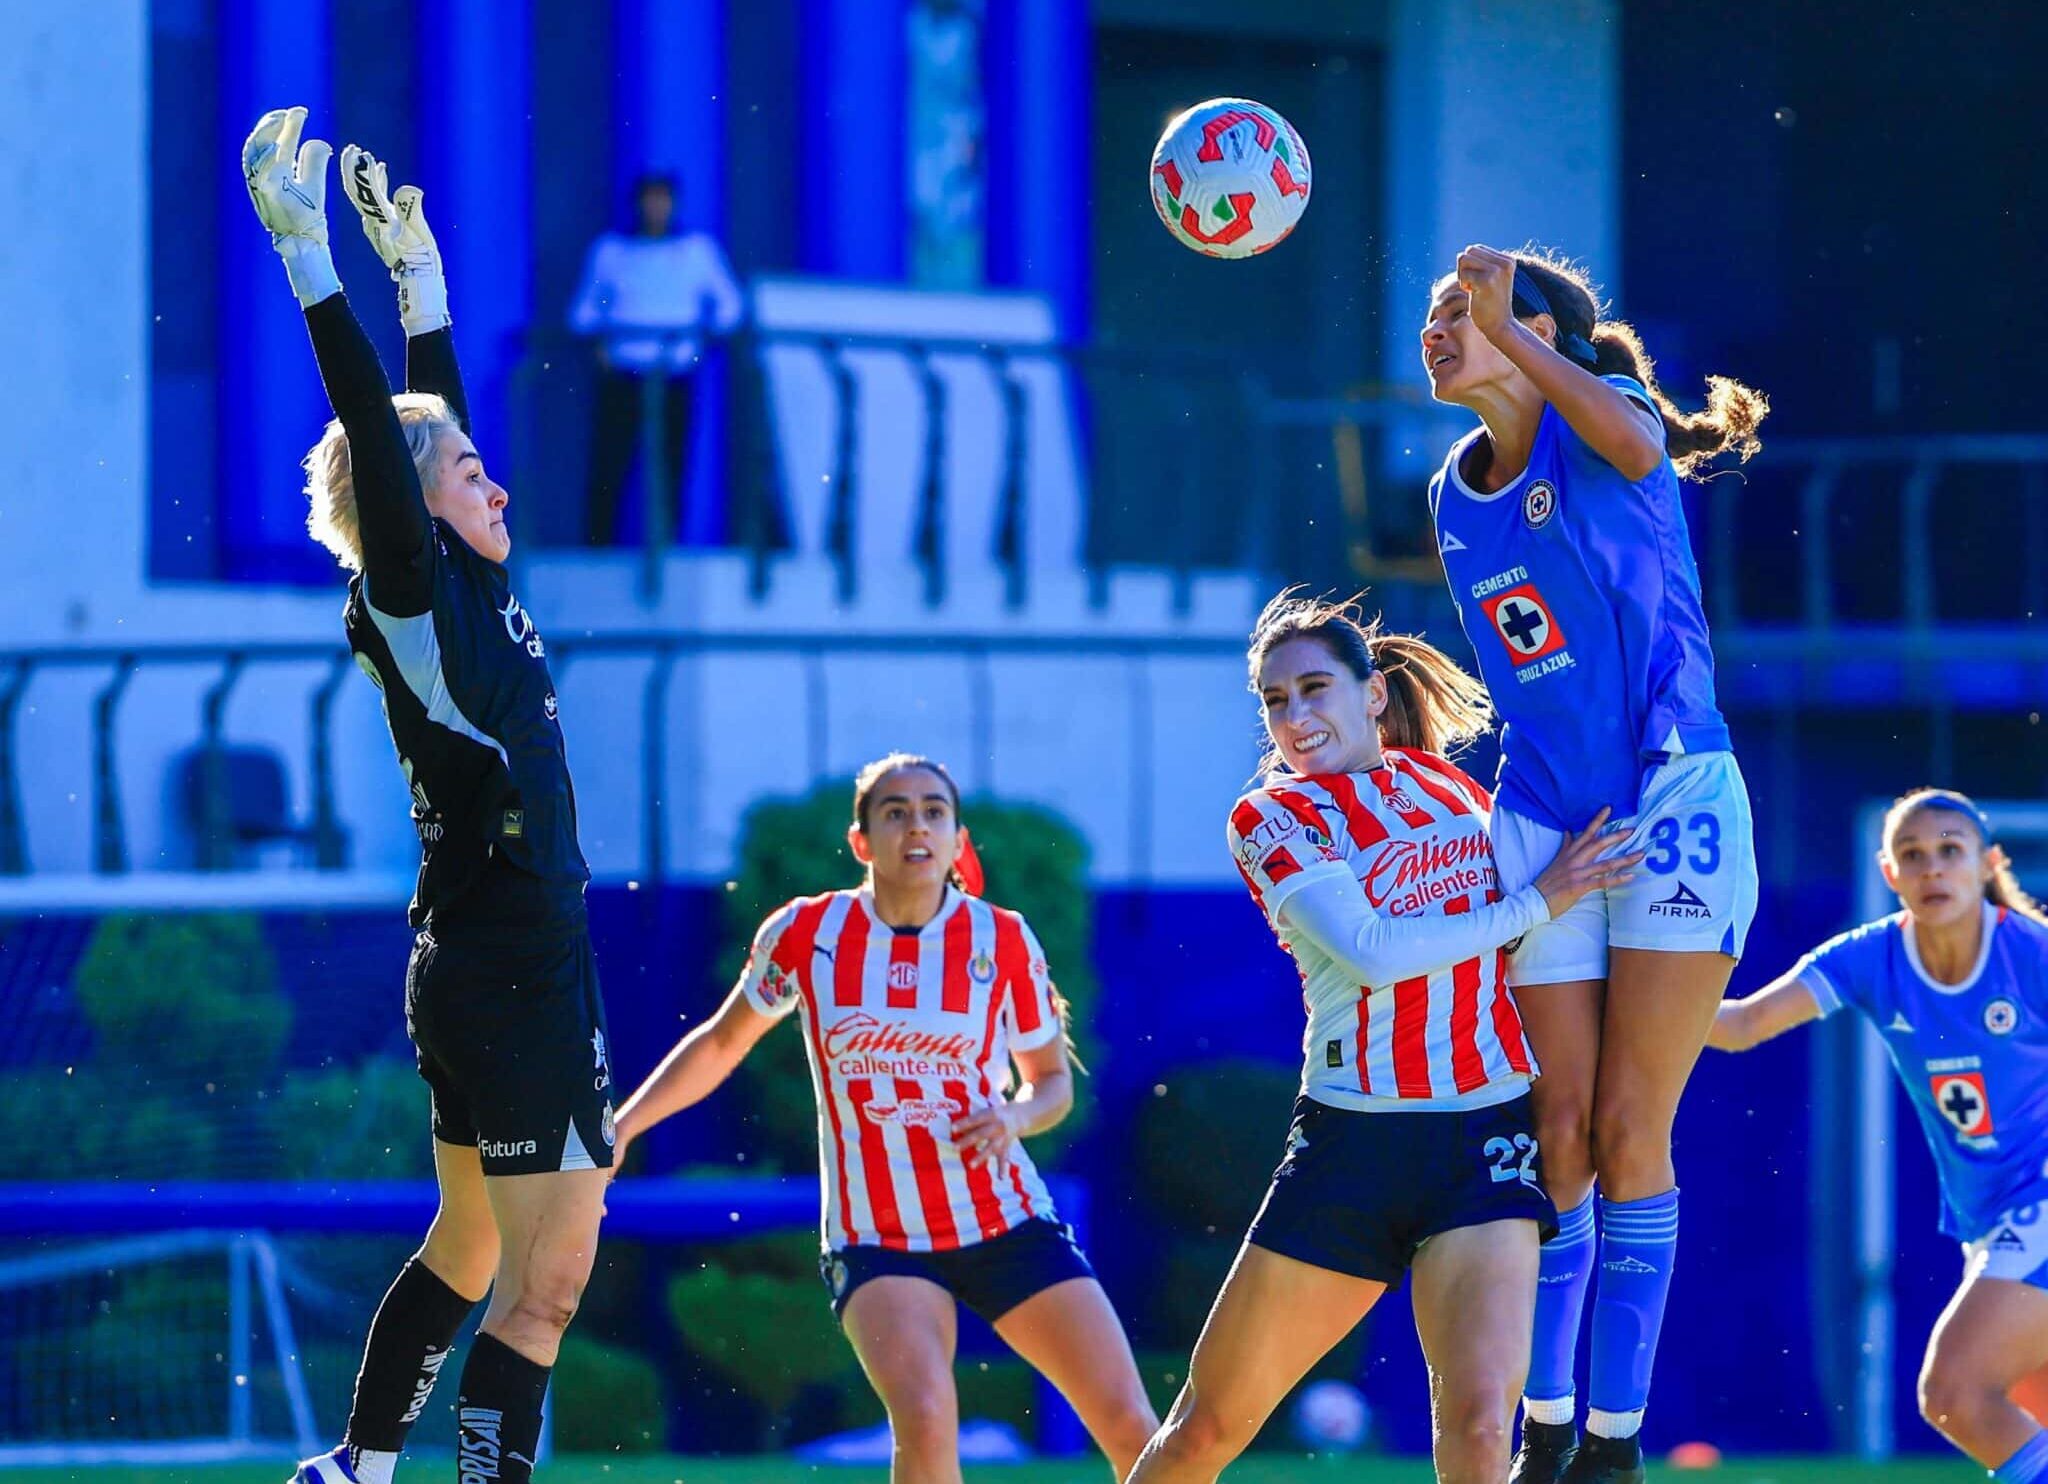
[304,294,588,929]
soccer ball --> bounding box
[1291,1378,1370,1452]
[1149,97,1311,258]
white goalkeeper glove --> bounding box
[241,107,341,307]
[339,146,451,336]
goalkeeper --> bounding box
[242,107,614,1484]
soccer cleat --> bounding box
[289,1445,361,1483]
[1559,1430,1645,1484]
[1510,1418,1579,1484]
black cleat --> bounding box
[1509,1418,1578,1484]
[1560,1430,1645,1483]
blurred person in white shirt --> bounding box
[569,171,744,546]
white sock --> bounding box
[1523,1394,1576,1427]
[351,1447,397,1484]
[1586,1407,1643,1440]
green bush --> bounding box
[1128,1058,1301,1232]
[71,913,291,1093]
[666,1233,856,1442]
[549,1334,667,1454]
[270,1057,435,1180]
[719,779,1100,1172]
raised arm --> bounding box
[1459,244,1666,482]
[1707,970,1825,1053]
[243,109,433,606]
[337,147,470,431]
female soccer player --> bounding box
[244,109,613,1484]
[1710,789,2048,1481]
[1422,245,1770,1483]
[1127,592,1640,1484]
[612,754,1157,1484]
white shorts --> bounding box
[1489,750,1758,986]
[1963,1199,2048,1292]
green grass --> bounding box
[0,1455,1987,1484]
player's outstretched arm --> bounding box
[338,146,471,430]
[1276,806,1640,986]
[1458,243,1665,481]
[243,108,433,596]
[611,986,781,1169]
[1707,971,1824,1053]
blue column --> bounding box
[615,0,727,235]
[984,0,1088,338]
[216,0,334,583]
[799,0,907,279]
[415,0,533,450]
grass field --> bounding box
[1,1456,1987,1483]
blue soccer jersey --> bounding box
[1797,905,2048,1240]
[1428,375,1731,832]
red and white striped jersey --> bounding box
[739,885,1063,1252]
[1227,747,1539,1112]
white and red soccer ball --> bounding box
[1150,97,1311,259]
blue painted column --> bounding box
[216,0,334,582]
[615,0,733,544]
[799,0,907,279]
[983,0,1088,338]
[415,0,533,454]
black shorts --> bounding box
[820,1217,1096,1324]
[1247,1094,1557,1286]
[405,912,615,1177]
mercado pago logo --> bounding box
[824,1012,978,1079]
[1361,831,1497,915]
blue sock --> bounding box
[1999,1431,2048,1482]
[1524,1191,1597,1421]
[1586,1188,1680,1437]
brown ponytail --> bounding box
[1247,587,1492,776]
[1509,248,1771,480]
[1989,856,2048,930]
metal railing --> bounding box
[0,632,1246,882]
[508,323,1048,607]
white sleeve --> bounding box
[1275,869,1551,986]
[696,237,745,333]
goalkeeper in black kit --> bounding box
[242,106,615,1484]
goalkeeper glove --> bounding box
[241,107,340,307]
[340,146,451,335]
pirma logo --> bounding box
[1648,881,1712,921]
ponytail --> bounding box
[1989,856,2048,929]
[1369,630,1493,756]
[1509,249,1771,480]
[1247,587,1492,776]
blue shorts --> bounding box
[1491,749,1759,984]
[821,1217,1096,1324]
[1247,1094,1558,1286]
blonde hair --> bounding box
[1883,787,2048,929]
[1247,587,1494,777]
[301,393,461,571]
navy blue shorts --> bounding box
[821,1217,1096,1324]
[1247,1094,1558,1286]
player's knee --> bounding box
[1150,1398,1248,1470]
[1589,1102,1669,1190]
[883,1381,957,1447]
[504,1267,586,1339]
[1535,1098,1594,1184]
[1917,1351,1991,1432]
[1100,1393,1161,1464]
[421,1219,499,1301]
